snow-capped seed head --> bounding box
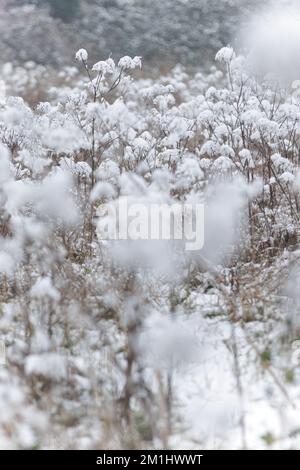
[92,61,108,73]
[292,80,300,90]
[279,171,295,185]
[118,56,142,70]
[75,49,88,62]
[215,47,236,64]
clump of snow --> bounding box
[215,46,235,64]
[118,56,142,70]
[31,277,60,302]
[75,48,88,62]
[25,353,67,380]
[1,43,300,450]
[92,58,115,74]
[90,182,116,202]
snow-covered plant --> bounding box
[1,44,300,450]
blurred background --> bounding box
[0,0,258,69]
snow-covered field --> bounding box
[1,26,300,449]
